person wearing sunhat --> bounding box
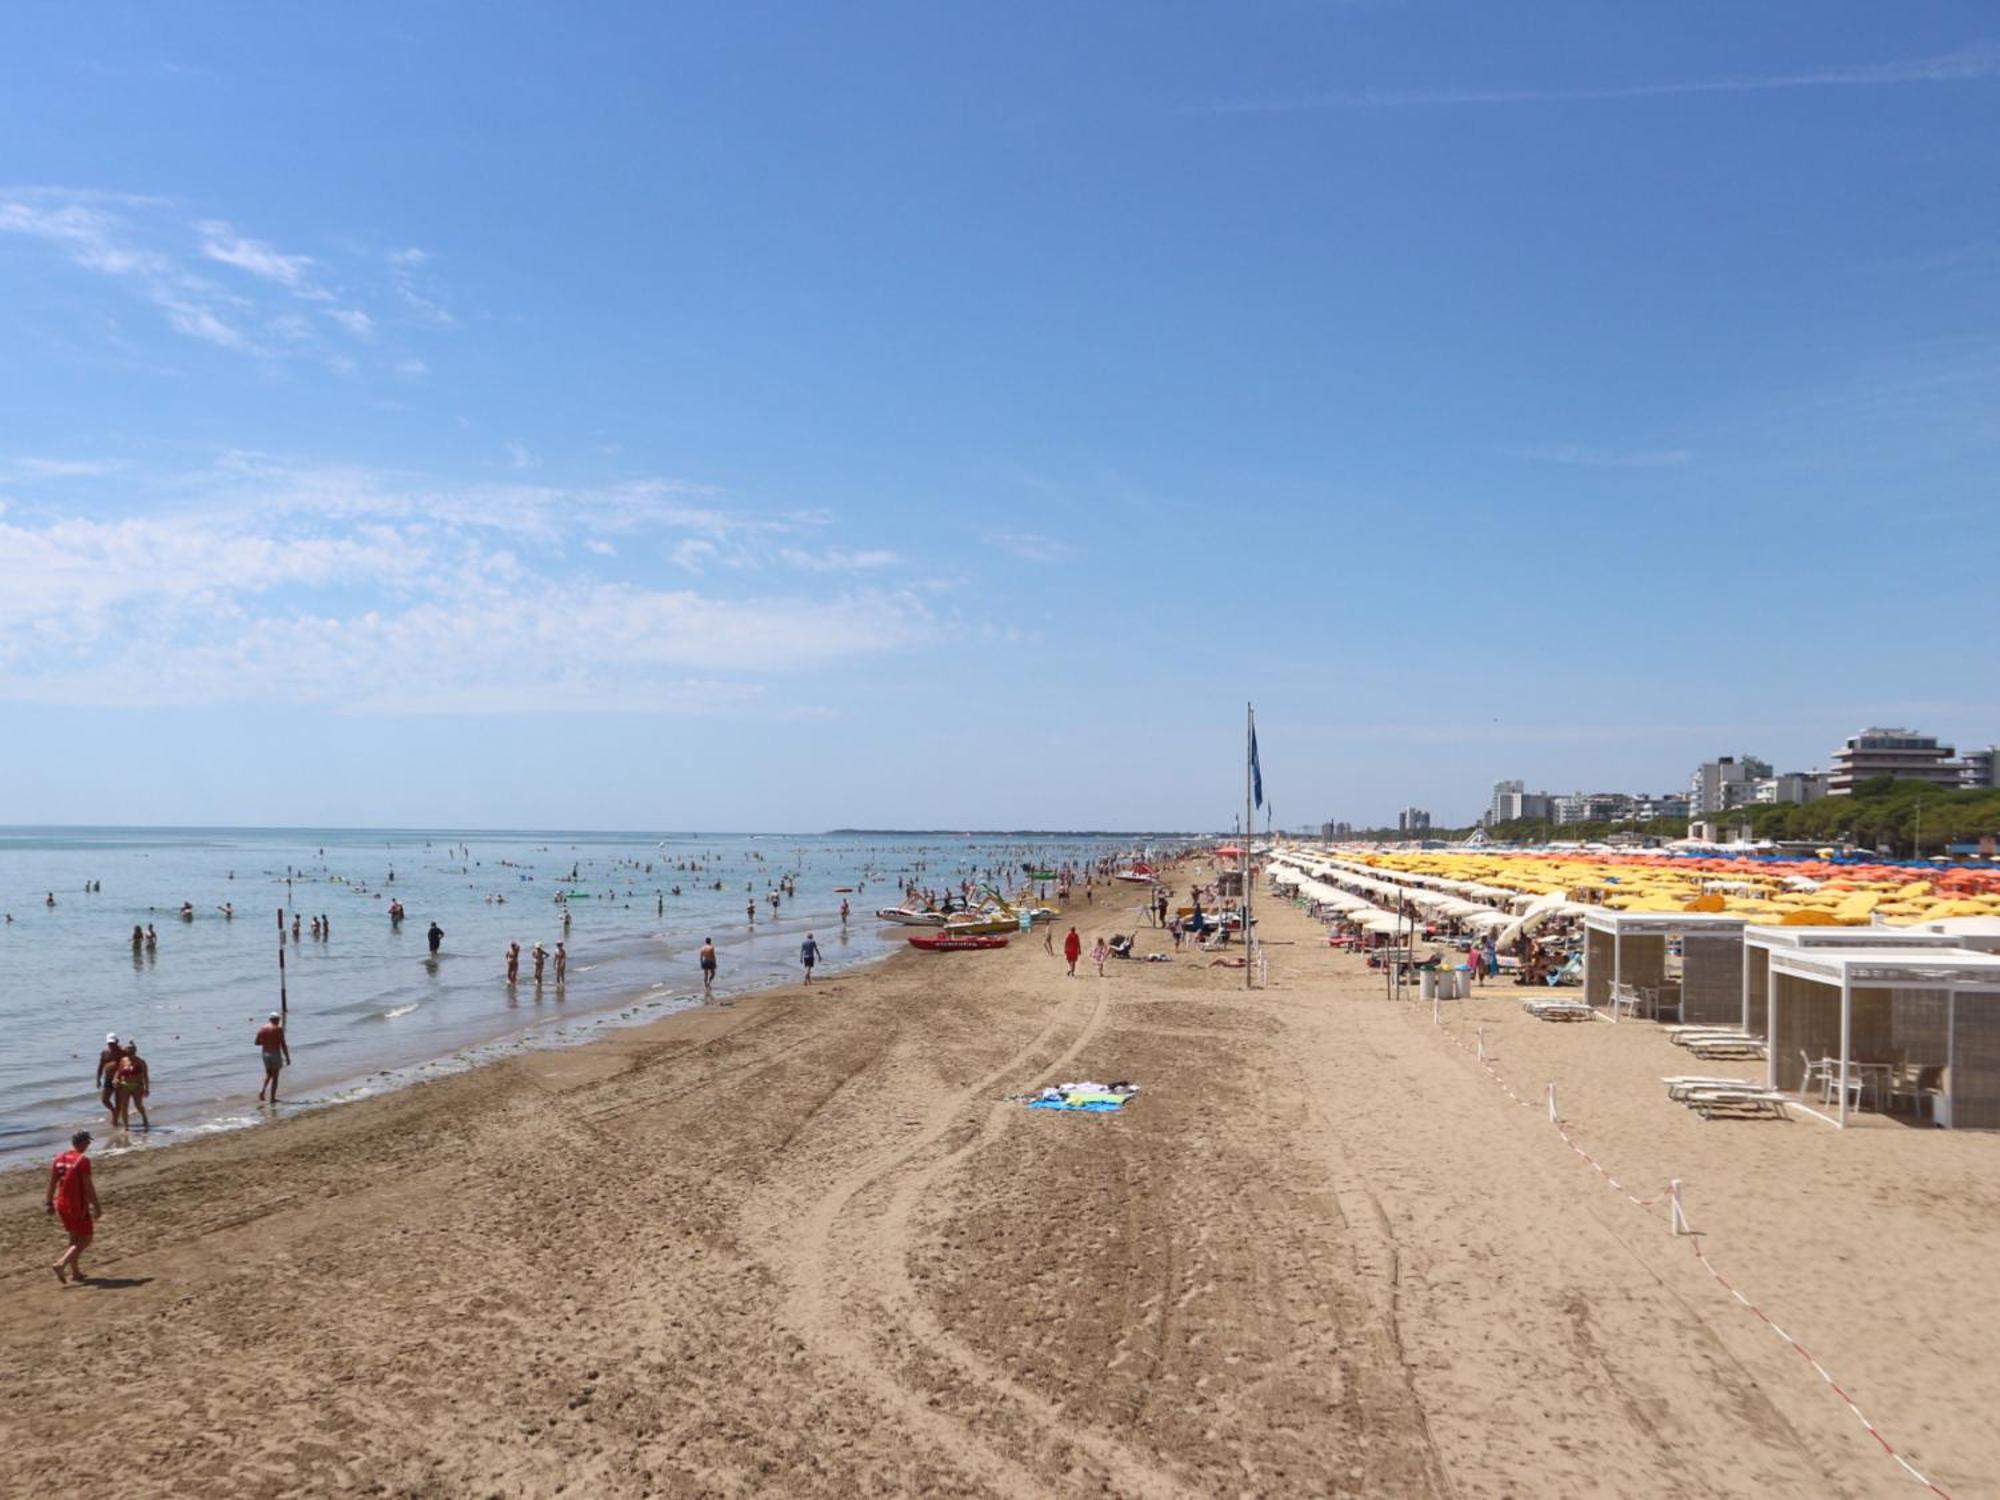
[95,1033,122,1114]
[47,1130,99,1284]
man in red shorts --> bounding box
[47,1130,100,1284]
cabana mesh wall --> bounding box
[1772,974,1839,1092]
[1681,933,1743,1026]
[1746,951,1770,1038]
[1951,996,2000,1130]
[1585,927,1614,1006]
[1625,933,1667,1012]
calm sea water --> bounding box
[0,827,1142,1169]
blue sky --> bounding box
[1,2,1995,829]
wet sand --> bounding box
[2,868,1993,1496]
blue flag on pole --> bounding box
[1250,714,1263,810]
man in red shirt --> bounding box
[1063,926,1082,977]
[256,1013,292,1104]
[47,1130,100,1284]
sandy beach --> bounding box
[4,867,1995,1497]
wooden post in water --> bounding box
[277,906,288,1024]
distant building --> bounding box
[1634,792,1690,821]
[1688,755,1772,816]
[1752,772,1829,805]
[1397,807,1432,833]
[1488,787,1554,824]
[1828,728,1959,796]
[1320,820,1355,841]
[1554,792,1636,826]
[1961,746,1998,790]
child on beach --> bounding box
[1092,937,1109,976]
[46,1131,99,1284]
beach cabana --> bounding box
[1740,926,1963,1040]
[1582,910,1746,1023]
[1765,948,2000,1127]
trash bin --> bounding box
[1420,972,1438,1001]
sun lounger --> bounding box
[1662,1076,1764,1101]
[1684,1037,1767,1061]
[1683,1088,1790,1121]
[1523,999,1596,1021]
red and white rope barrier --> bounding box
[1422,998,1953,1498]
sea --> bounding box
[0,827,1150,1170]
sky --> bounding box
[0,2,1996,831]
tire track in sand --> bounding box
[866,990,1206,1500]
[768,988,1195,1498]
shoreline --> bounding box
[0,928,906,1183]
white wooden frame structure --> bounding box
[1582,910,1747,1023]
[1764,947,2000,1128]
[1739,926,1962,1041]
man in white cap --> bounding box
[255,1013,291,1104]
[95,1034,121,1115]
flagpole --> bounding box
[1244,703,1255,992]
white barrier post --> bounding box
[1476,1026,1486,1063]
[1432,991,1440,1026]
[1670,1179,1691,1237]
[1547,1082,1558,1123]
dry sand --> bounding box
[3,865,1994,1497]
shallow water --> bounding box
[0,827,1137,1168]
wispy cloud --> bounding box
[1202,43,2000,113]
[501,441,538,470]
[0,457,932,713]
[196,220,321,292]
[0,188,447,369]
[780,546,900,572]
[1507,444,1693,469]
[985,530,1074,563]
[5,457,125,480]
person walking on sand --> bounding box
[800,932,822,985]
[1092,936,1109,976]
[111,1043,149,1130]
[47,1131,99,1284]
[427,920,444,956]
[505,942,520,985]
[532,942,547,985]
[1042,922,1055,956]
[554,941,566,985]
[256,1013,291,1103]
[699,937,717,998]
[96,1033,122,1113]
[1063,926,1082,977]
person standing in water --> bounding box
[47,1131,99,1284]
[96,1033,122,1112]
[553,941,566,985]
[427,921,444,956]
[111,1043,149,1130]
[699,937,718,998]
[256,1013,291,1103]
[532,942,547,985]
[839,898,850,928]
[800,933,822,985]
[505,942,520,985]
